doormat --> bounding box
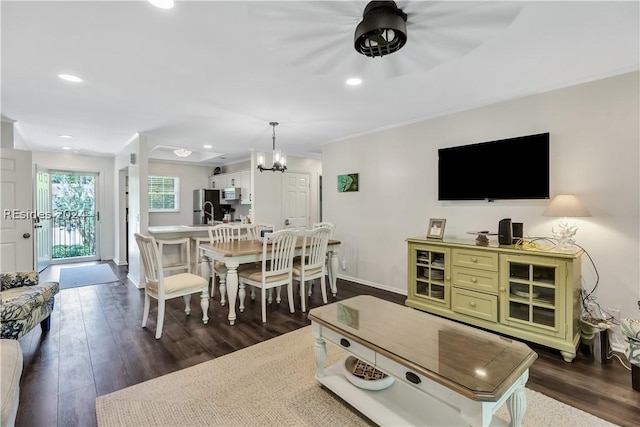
[59,264,119,290]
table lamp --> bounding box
[542,194,591,248]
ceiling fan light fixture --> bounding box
[354,1,407,58]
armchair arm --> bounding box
[1,271,39,291]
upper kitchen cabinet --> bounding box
[209,170,252,205]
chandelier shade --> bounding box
[257,122,287,172]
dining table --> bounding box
[199,237,341,325]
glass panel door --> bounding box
[51,171,100,261]
[414,247,448,304]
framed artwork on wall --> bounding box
[337,173,359,192]
[427,218,446,239]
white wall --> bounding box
[148,161,212,226]
[31,151,116,261]
[323,71,639,320]
[253,154,322,229]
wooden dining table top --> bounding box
[200,237,341,257]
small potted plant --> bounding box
[620,318,640,391]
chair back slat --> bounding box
[302,227,331,270]
[134,233,163,292]
[208,223,241,243]
[263,229,298,278]
[313,222,335,239]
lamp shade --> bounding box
[542,195,591,217]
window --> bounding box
[148,176,180,212]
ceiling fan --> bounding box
[248,1,524,79]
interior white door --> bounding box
[0,148,34,272]
[282,172,310,230]
[35,164,51,272]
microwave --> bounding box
[222,187,241,201]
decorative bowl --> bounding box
[342,356,394,391]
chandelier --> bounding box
[173,148,192,158]
[257,122,287,172]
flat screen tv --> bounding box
[438,132,550,201]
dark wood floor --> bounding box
[15,261,639,427]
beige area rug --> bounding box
[96,327,616,427]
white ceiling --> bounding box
[1,1,638,165]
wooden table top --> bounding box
[308,295,537,401]
[200,237,341,257]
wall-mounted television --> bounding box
[438,132,550,201]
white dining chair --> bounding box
[156,237,192,275]
[310,222,335,296]
[238,229,298,323]
[292,226,331,312]
[135,233,209,339]
[207,223,241,306]
[249,223,275,241]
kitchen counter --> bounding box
[148,223,253,240]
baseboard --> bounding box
[335,274,406,296]
[127,274,143,289]
[112,257,129,266]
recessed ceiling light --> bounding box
[149,0,174,9]
[61,146,71,150]
[346,77,362,86]
[58,74,83,83]
[203,144,212,149]
[58,134,73,139]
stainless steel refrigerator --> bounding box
[193,189,223,225]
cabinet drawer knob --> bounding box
[405,371,421,384]
[469,301,476,307]
[471,257,478,263]
[500,287,506,292]
[340,338,351,348]
[471,277,477,283]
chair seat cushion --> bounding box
[146,273,207,295]
[238,269,289,284]
[292,263,323,278]
[0,282,60,321]
[213,260,227,273]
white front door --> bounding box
[35,164,51,272]
[282,172,310,230]
[0,148,34,271]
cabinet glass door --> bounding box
[414,248,447,303]
[501,255,564,335]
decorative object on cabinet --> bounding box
[213,167,221,175]
[466,231,497,246]
[173,148,192,158]
[406,236,583,362]
[542,194,591,249]
[426,218,446,239]
[257,121,287,172]
[337,173,359,192]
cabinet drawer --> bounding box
[321,326,376,364]
[451,288,498,322]
[452,249,498,272]
[452,266,499,293]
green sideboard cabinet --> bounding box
[406,237,583,362]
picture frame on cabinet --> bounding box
[427,218,446,239]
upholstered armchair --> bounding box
[0,271,59,339]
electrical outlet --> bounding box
[608,307,620,322]
[341,260,347,270]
